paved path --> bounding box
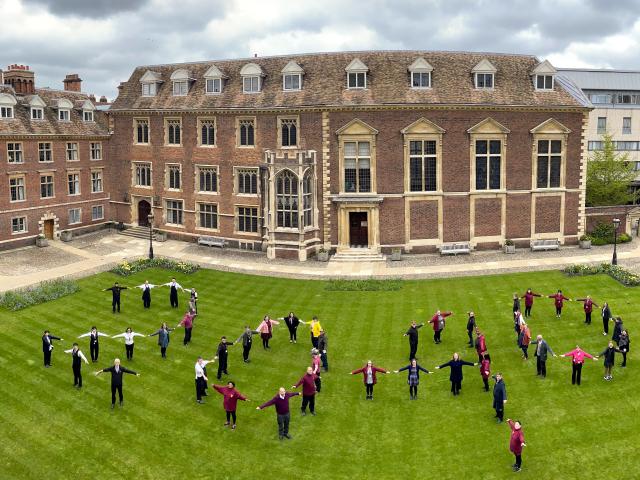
[1,233,639,292]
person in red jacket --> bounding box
[560,346,597,385]
[507,419,526,472]
[548,290,571,318]
[428,310,452,344]
[292,367,318,416]
[518,323,532,360]
[212,381,249,429]
[480,353,491,391]
[350,360,390,400]
[520,289,541,318]
[474,328,487,363]
[575,296,599,325]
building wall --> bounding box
[586,107,640,176]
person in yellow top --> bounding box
[301,316,322,348]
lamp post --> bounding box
[612,217,621,265]
[148,213,154,260]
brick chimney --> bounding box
[99,95,108,103]
[4,64,35,94]
[63,73,82,92]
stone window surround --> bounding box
[133,117,151,145]
[196,201,220,232]
[530,118,571,193]
[195,164,219,195]
[467,118,509,193]
[11,215,28,234]
[401,117,445,194]
[164,117,182,146]
[91,168,104,193]
[164,197,185,227]
[236,116,256,148]
[165,163,182,192]
[40,172,55,199]
[197,116,217,147]
[132,162,153,188]
[277,115,299,149]
[336,119,378,194]
[9,174,26,203]
[233,166,259,196]
[234,204,260,236]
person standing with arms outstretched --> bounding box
[135,280,157,309]
[434,352,477,396]
[256,387,301,440]
[163,278,183,308]
[492,373,507,423]
[518,322,531,360]
[560,345,597,385]
[531,334,556,378]
[64,343,89,388]
[148,323,173,358]
[480,353,491,391]
[279,312,300,343]
[215,336,234,380]
[350,360,390,400]
[506,419,526,472]
[302,316,323,349]
[256,315,280,350]
[428,310,452,344]
[94,358,139,409]
[112,328,145,361]
[236,326,259,363]
[184,287,198,314]
[466,312,476,347]
[601,302,612,336]
[599,341,625,381]
[78,326,110,363]
[176,308,197,346]
[548,290,571,318]
[521,289,541,318]
[194,356,215,404]
[292,366,318,416]
[394,358,432,400]
[619,330,630,367]
[103,282,127,313]
[475,328,487,363]
[213,381,249,429]
[575,296,599,325]
[403,320,425,360]
[42,330,62,367]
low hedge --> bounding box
[0,279,80,311]
[563,263,640,286]
[111,258,200,276]
[325,278,403,291]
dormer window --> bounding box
[536,75,554,90]
[206,78,222,93]
[173,81,188,95]
[472,59,497,90]
[531,60,557,91]
[475,73,493,89]
[83,110,94,122]
[240,63,264,94]
[59,109,70,121]
[409,57,433,88]
[55,98,73,121]
[79,100,95,122]
[31,107,44,120]
[204,65,226,94]
[345,58,368,89]
[27,95,46,120]
[139,70,163,97]
[0,93,16,119]
[170,69,193,96]
[282,61,304,91]
[142,83,157,96]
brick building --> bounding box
[0,65,110,248]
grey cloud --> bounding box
[22,0,149,17]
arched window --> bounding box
[303,172,313,227]
[276,170,298,228]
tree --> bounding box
[586,133,638,206]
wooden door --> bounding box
[44,220,54,239]
[138,200,151,227]
[349,212,369,247]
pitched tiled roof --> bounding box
[0,85,110,137]
[111,50,589,112]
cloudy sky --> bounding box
[3,0,640,99]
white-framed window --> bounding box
[236,206,258,233]
[536,75,554,90]
[1,106,14,118]
[166,119,181,145]
[167,165,181,190]
[536,139,563,189]
[623,117,632,135]
[276,170,298,228]
[40,174,54,198]
[348,72,366,89]
[198,166,218,193]
[135,118,150,144]
[38,142,52,162]
[475,73,494,89]
[91,170,103,193]
[411,72,431,88]
[238,119,255,147]
[303,172,313,228]
[243,76,261,93]
[83,110,94,122]
[475,140,502,190]
[142,83,157,97]
[66,142,79,161]
[31,107,44,120]
[10,176,25,202]
[280,118,297,147]
[200,119,216,146]
[69,208,81,225]
[409,140,437,192]
[91,205,104,220]
[172,80,188,96]
[7,142,23,163]
[198,203,218,230]
[165,199,183,225]
[11,216,27,234]
[67,172,80,195]
[58,109,70,121]
[134,163,152,187]
[206,78,222,94]
[343,141,371,193]
[236,168,258,194]
[283,74,301,91]
[90,142,102,160]
[597,117,607,135]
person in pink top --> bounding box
[560,345,597,385]
[548,290,572,318]
[176,308,197,346]
[212,381,249,430]
[311,349,322,393]
[350,361,390,400]
[428,310,452,344]
[506,419,526,472]
[256,315,280,350]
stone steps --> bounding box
[330,250,386,262]
[119,226,156,240]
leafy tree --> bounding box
[586,133,638,206]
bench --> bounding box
[439,242,471,256]
[197,236,227,248]
[530,239,560,251]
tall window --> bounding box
[623,117,632,135]
[135,163,152,187]
[303,172,313,227]
[536,140,562,189]
[58,109,70,121]
[66,142,79,161]
[172,81,188,96]
[11,217,26,233]
[280,118,297,147]
[237,168,258,194]
[40,175,54,198]
[237,206,258,232]
[168,165,181,189]
[475,140,501,190]
[475,73,494,89]
[409,140,437,191]
[167,119,181,145]
[142,83,157,97]
[347,72,366,88]
[243,76,260,93]
[83,110,94,122]
[283,74,301,91]
[198,203,218,229]
[276,170,298,228]
[39,142,52,162]
[343,141,371,193]
[411,72,430,88]
[7,143,23,163]
[201,120,216,146]
[31,107,44,120]
[10,177,25,202]
[206,78,222,94]
[239,119,255,146]
[1,106,14,118]
[69,208,81,224]
[90,142,102,160]
[91,170,103,193]
[597,117,607,134]
[68,173,80,195]
[92,205,104,220]
[198,167,218,192]
[136,119,149,144]
[166,200,183,225]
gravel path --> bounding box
[0,246,83,275]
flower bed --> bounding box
[111,258,200,276]
[563,263,640,286]
[325,278,403,291]
[0,279,80,311]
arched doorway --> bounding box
[138,200,151,227]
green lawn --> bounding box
[0,268,637,480]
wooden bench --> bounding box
[197,236,227,248]
[439,242,471,256]
[530,239,560,251]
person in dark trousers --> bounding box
[492,373,507,422]
[213,381,249,429]
[531,334,556,378]
[507,419,526,472]
[215,336,234,380]
[63,343,89,388]
[434,352,477,396]
[513,311,524,336]
[317,329,328,371]
[619,330,630,367]
[480,353,491,391]
[612,317,625,345]
[518,322,531,360]
[560,346,597,385]
[548,290,571,318]
[94,358,139,408]
[466,312,476,347]
[292,367,318,416]
[601,302,612,336]
[350,361,390,400]
[256,315,280,350]
[163,278,183,308]
[78,326,110,363]
[520,289,541,318]
[185,287,198,314]
[103,282,127,313]
[42,330,62,367]
[599,341,625,380]
[575,296,599,325]
[475,328,487,363]
[256,387,301,440]
[311,349,322,393]
[195,357,215,404]
[176,309,197,346]
[280,312,300,343]
[394,358,432,400]
[403,320,425,360]
[112,328,146,361]
[236,326,259,363]
[135,280,157,309]
[428,310,452,344]
[148,323,173,358]
[512,294,521,315]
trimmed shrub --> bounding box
[325,278,403,291]
[0,280,80,311]
[589,222,632,244]
[563,263,640,287]
[111,258,199,276]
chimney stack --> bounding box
[99,95,108,103]
[4,64,35,94]
[63,73,82,92]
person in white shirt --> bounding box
[184,287,198,314]
[163,278,184,308]
[64,343,89,388]
[195,356,216,404]
[78,326,110,363]
[42,330,62,367]
[135,280,157,309]
[112,327,146,360]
